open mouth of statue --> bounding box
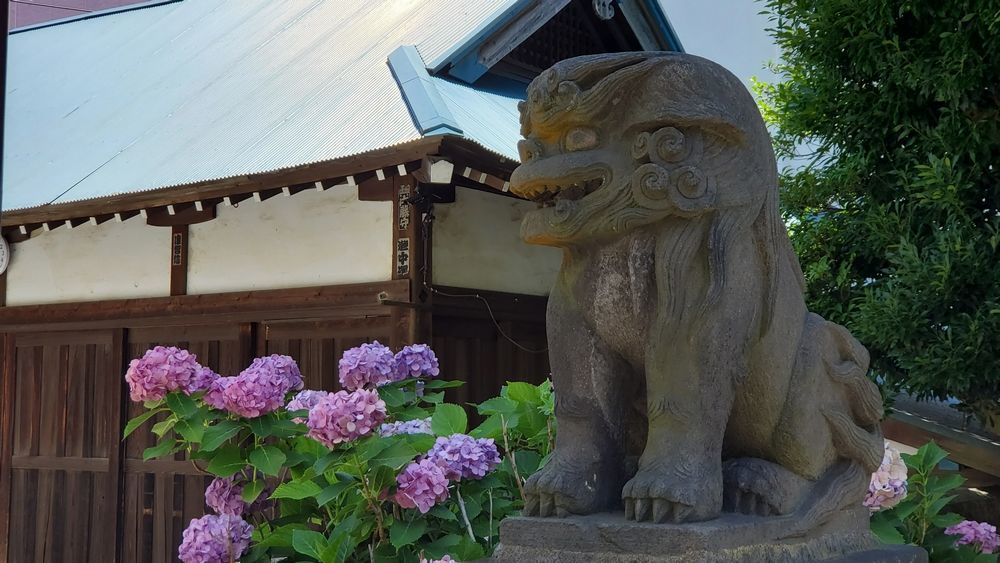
[517,172,607,209]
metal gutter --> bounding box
[9,0,183,34]
[388,46,463,136]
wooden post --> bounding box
[0,333,15,563]
[389,176,432,348]
[170,225,189,296]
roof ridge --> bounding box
[10,0,183,34]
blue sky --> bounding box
[661,0,781,89]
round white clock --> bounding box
[0,236,9,275]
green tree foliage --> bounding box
[755,0,1000,422]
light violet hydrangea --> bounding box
[945,520,1000,554]
[125,346,203,402]
[420,556,455,563]
[426,434,501,481]
[204,477,246,516]
[177,514,252,563]
[864,441,908,511]
[306,389,386,447]
[339,341,395,390]
[221,355,303,418]
[395,458,450,514]
[187,366,219,394]
[380,417,433,437]
[286,390,330,422]
[393,344,440,380]
[203,377,235,410]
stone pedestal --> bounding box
[491,508,927,562]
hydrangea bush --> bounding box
[123,344,555,563]
[869,441,997,562]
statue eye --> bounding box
[563,127,598,152]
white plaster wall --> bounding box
[187,187,392,294]
[433,188,561,296]
[5,217,170,306]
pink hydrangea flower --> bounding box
[426,434,501,481]
[187,366,219,394]
[380,418,433,437]
[420,556,455,563]
[393,344,440,380]
[221,355,303,418]
[395,458,450,513]
[177,514,252,563]
[339,341,395,390]
[203,377,235,410]
[286,390,330,423]
[864,442,908,511]
[204,477,246,516]
[946,520,1000,554]
[306,389,386,447]
[125,346,203,402]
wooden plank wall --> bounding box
[0,288,549,562]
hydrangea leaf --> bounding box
[421,379,464,390]
[249,445,286,477]
[316,481,352,507]
[241,479,265,503]
[165,392,199,419]
[870,513,905,544]
[201,420,242,452]
[206,446,246,477]
[271,478,323,500]
[142,439,179,461]
[122,408,167,439]
[150,416,178,439]
[175,415,205,444]
[389,519,427,550]
[504,382,541,405]
[291,529,327,560]
[368,441,419,470]
[431,404,467,436]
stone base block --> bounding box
[491,508,927,562]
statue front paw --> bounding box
[622,459,722,523]
[523,452,622,517]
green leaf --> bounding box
[175,412,206,443]
[313,451,340,474]
[249,445,286,477]
[477,397,517,415]
[378,385,407,408]
[166,392,199,419]
[201,420,242,452]
[421,380,464,389]
[368,441,419,470]
[431,403,467,435]
[927,472,965,494]
[241,479,265,503]
[150,416,178,438]
[356,437,391,463]
[316,481,352,507]
[248,416,274,438]
[926,494,956,518]
[271,478,322,500]
[401,432,436,453]
[869,513,905,544]
[122,409,165,439]
[206,446,245,477]
[505,382,541,404]
[470,414,503,440]
[918,442,949,470]
[423,533,463,558]
[269,418,306,439]
[422,391,445,404]
[291,529,328,560]
[429,504,457,521]
[254,523,307,549]
[389,519,427,549]
[142,439,178,461]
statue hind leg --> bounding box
[723,314,884,533]
[523,285,630,517]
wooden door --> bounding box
[121,324,252,563]
[4,330,123,563]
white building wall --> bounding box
[5,217,171,306]
[432,188,561,296]
[187,187,392,294]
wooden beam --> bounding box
[357,177,394,202]
[478,0,571,69]
[146,203,216,227]
[882,411,1000,477]
[0,334,15,563]
[169,225,188,296]
[1,137,442,227]
[0,280,409,332]
[0,271,6,307]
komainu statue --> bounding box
[508,53,884,531]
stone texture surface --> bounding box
[491,508,927,562]
[507,51,888,533]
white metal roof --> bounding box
[3,0,514,211]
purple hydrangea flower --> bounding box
[864,442,908,511]
[221,355,303,418]
[339,341,395,390]
[393,344,440,380]
[420,556,455,563]
[203,376,235,410]
[395,458,450,513]
[124,346,202,402]
[945,520,1000,554]
[379,418,433,437]
[286,390,330,422]
[306,389,386,447]
[426,434,501,481]
[204,477,246,516]
[187,366,219,394]
[177,514,252,563]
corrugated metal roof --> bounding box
[3,0,513,211]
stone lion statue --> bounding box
[508,52,884,530]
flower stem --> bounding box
[455,486,476,542]
[500,415,527,504]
